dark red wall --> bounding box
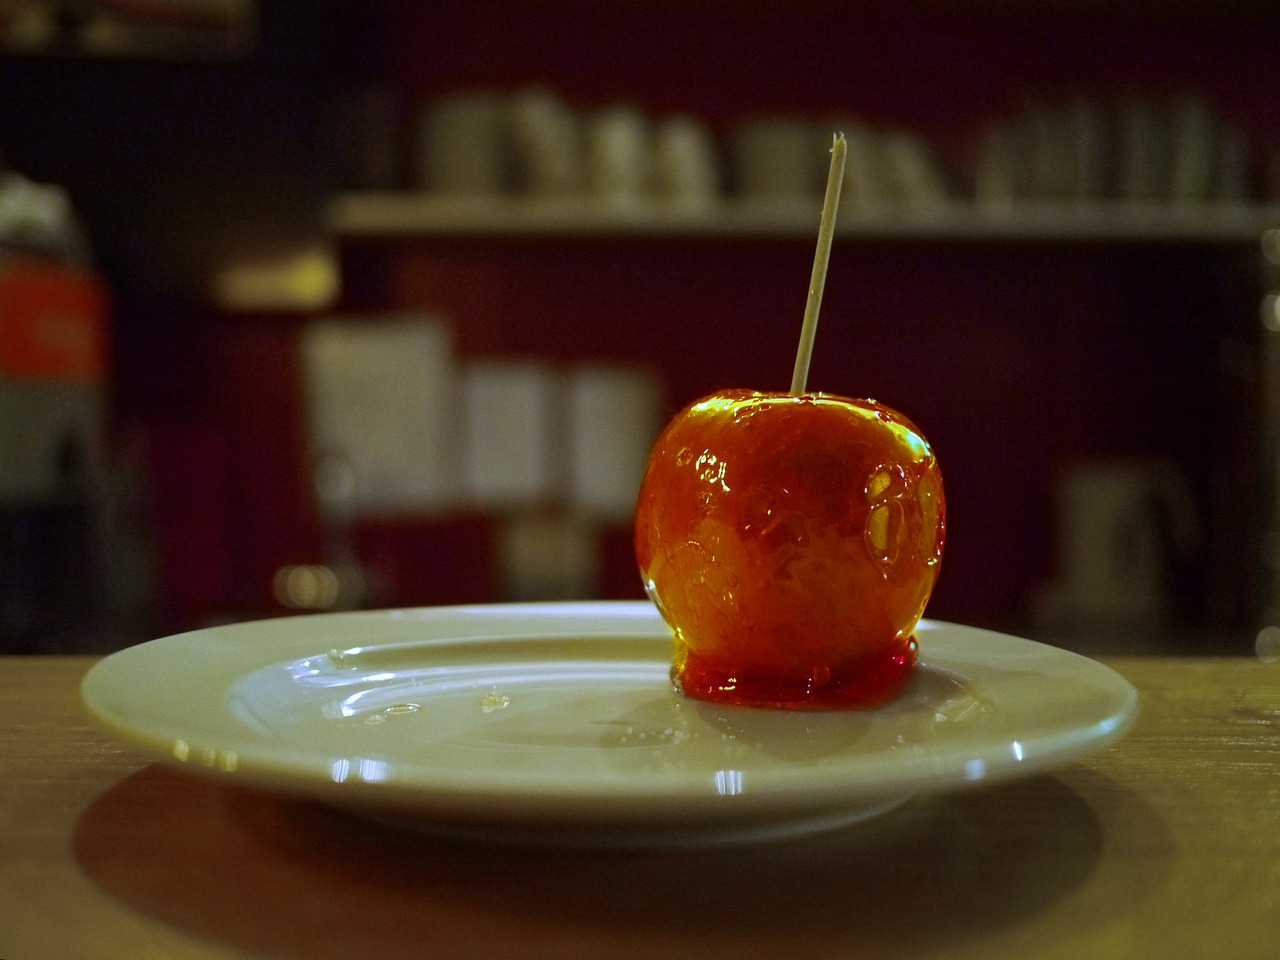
[55,0,1274,636]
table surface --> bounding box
[3,651,1279,960]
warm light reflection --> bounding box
[273,564,342,610]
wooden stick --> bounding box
[790,132,847,396]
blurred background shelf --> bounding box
[330,194,1280,244]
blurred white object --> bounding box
[462,360,562,508]
[417,92,511,194]
[0,169,87,258]
[973,123,1022,207]
[1025,102,1072,200]
[836,123,892,213]
[1214,124,1251,201]
[498,512,597,601]
[732,118,822,200]
[879,130,950,209]
[1038,460,1199,630]
[1167,94,1218,203]
[652,114,720,208]
[1117,98,1169,202]
[510,87,583,196]
[566,366,662,519]
[1064,98,1109,200]
[818,121,949,213]
[586,105,651,205]
[300,315,460,515]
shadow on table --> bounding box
[74,763,1172,959]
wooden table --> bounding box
[3,653,1278,960]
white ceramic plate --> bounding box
[82,601,1138,846]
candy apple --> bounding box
[634,389,944,708]
[634,133,944,708]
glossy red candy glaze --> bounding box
[635,391,945,709]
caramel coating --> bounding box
[634,391,945,708]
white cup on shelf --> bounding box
[585,105,652,205]
[652,114,720,209]
[1167,94,1219,204]
[732,118,823,201]
[417,92,512,195]
[511,87,583,197]
[1116,98,1170,203]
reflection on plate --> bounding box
[82,601,1137,846]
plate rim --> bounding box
[81,600,1139,823]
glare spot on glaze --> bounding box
[864,461,911,570]
[695,451,731,492]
